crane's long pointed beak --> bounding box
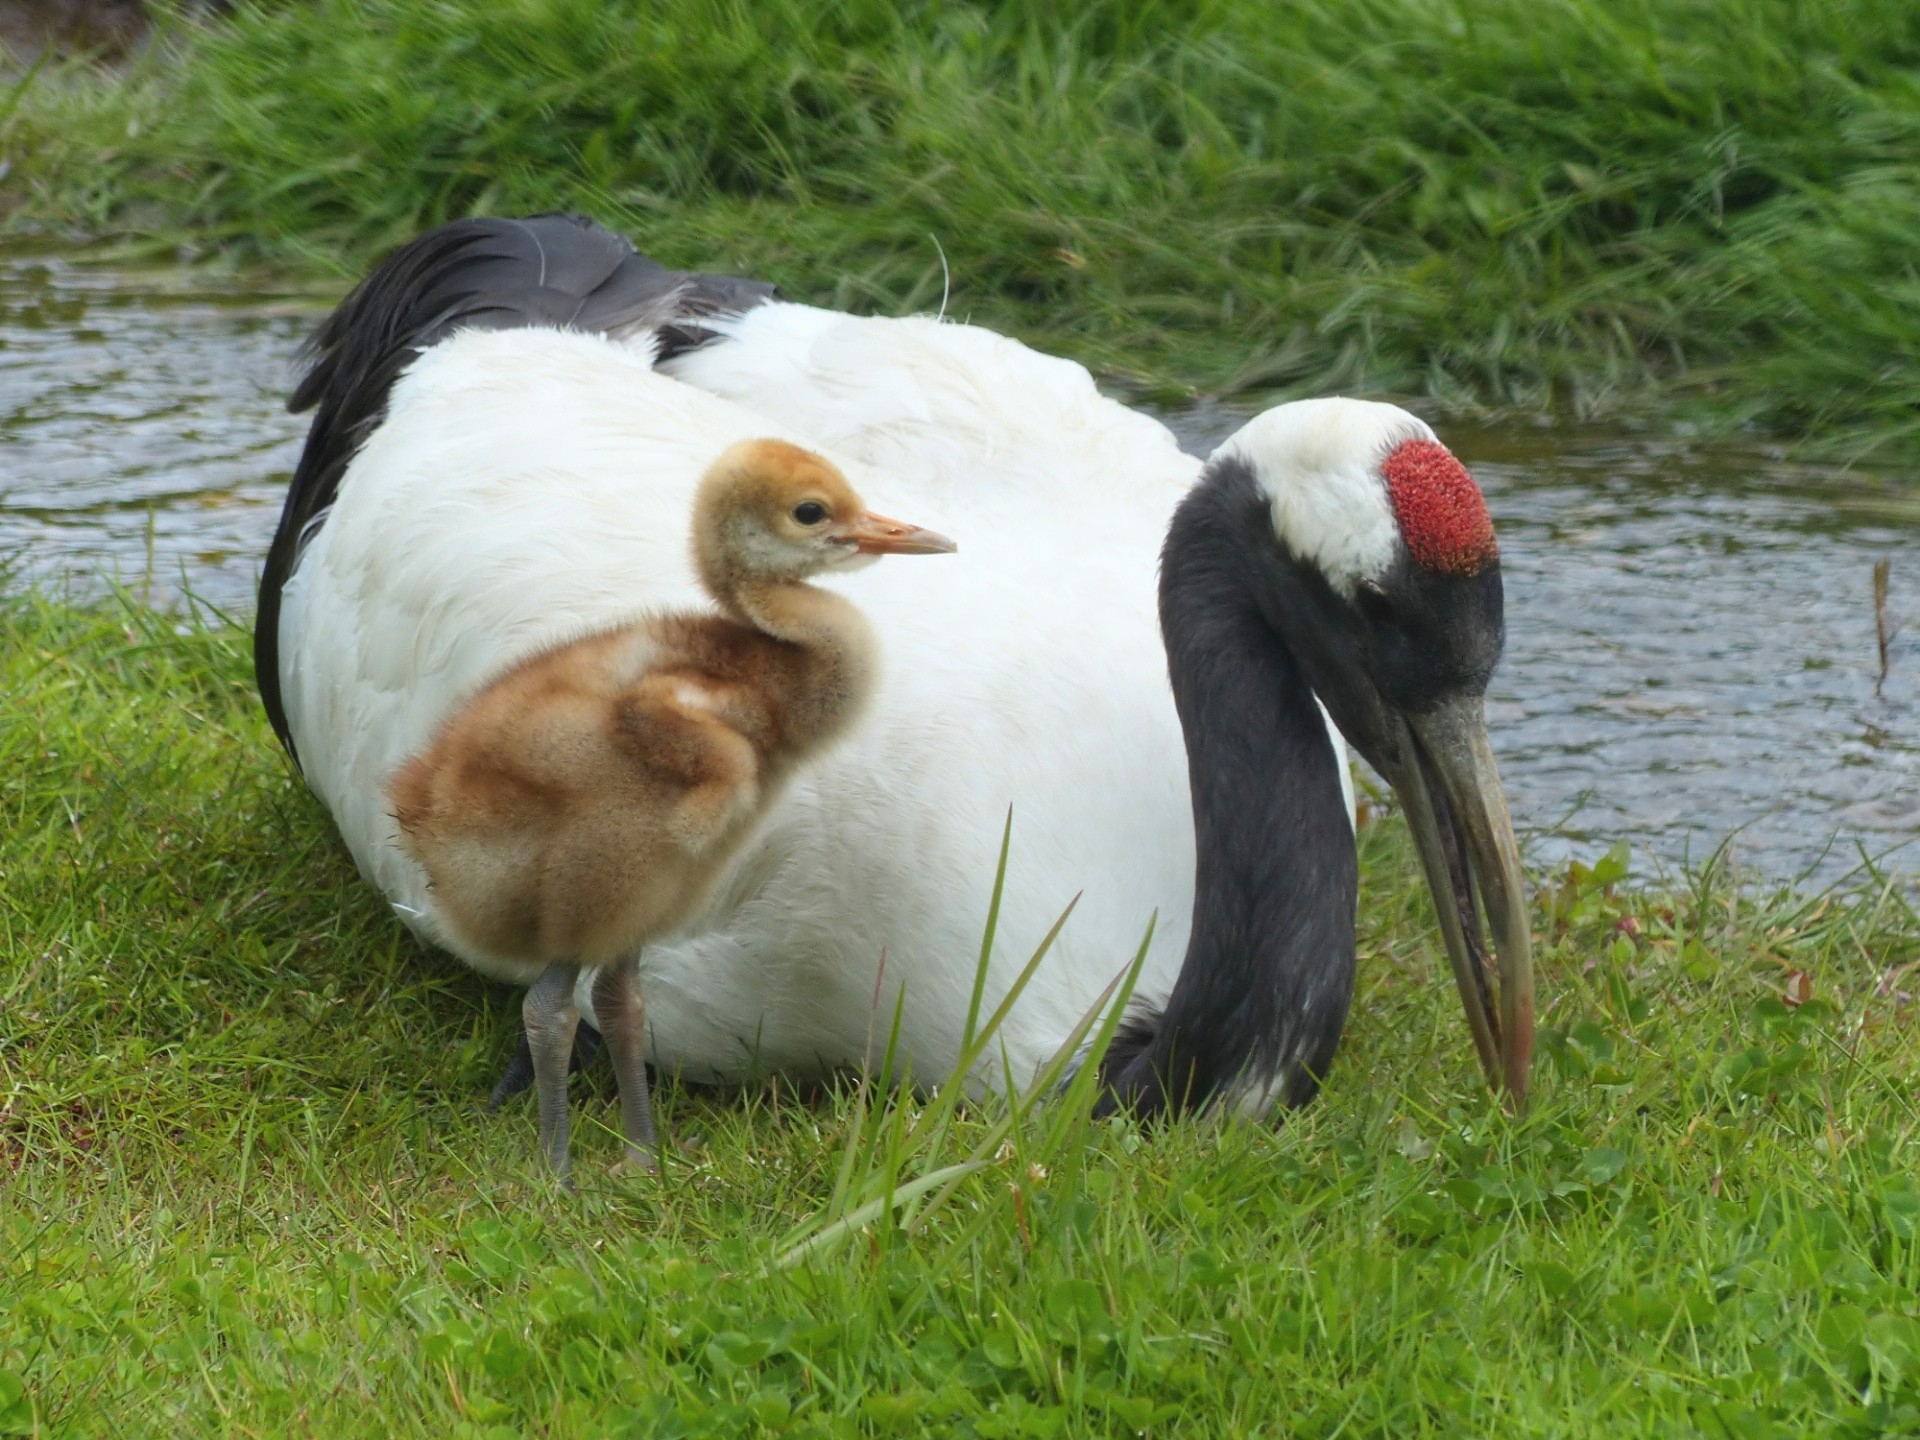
[849,512,958,555]
[1388,695,1535,1112]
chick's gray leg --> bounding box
[592,959,659,1172]
[522,962,582,1179]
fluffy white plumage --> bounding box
[280,302,1357,1093]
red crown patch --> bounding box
[1380,438,1497,576]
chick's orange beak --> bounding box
[848,511,958,555]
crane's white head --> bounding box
[1220,397,1498,598]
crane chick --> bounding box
[390,438,956,1178]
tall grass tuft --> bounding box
[5,0,1920,458]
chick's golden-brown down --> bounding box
[390,438,955,1177]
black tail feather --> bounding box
[1091,1000,1329,1121]
[1089,1005,1179,1118]
[254,213,778,761]
[1091,1003,1206,1120]
[486,1019,605,1111]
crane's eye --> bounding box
[1355,578,1395,625]
[792,501,829,526]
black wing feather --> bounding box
[255,213,778,764]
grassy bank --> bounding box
[4,0,1920,464]
[4,592,1918,1436]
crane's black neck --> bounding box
[1096,456,1358,1117]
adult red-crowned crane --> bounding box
[257,214,1532,1122]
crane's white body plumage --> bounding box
[280,302,1353,1092]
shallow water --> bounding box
[4,250,1915,887]
[0,248,311,608]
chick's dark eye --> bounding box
[792,501,829,526]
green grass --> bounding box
[4,0,1920,464]
[4,591,1919,1437]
